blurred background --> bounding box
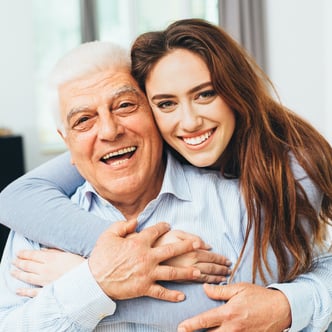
[0,0,331,174]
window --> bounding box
[33,0,81,152]
[33,0,219,152]
[97,0,218,46]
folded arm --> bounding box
[0,152,107,256]
[0,232,115,331]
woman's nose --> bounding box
[180,104,203,131]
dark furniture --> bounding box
[0,135,25,256]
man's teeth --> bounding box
[183,131,213,146]
[102,146,136,160]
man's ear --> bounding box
[57,129,75,165]
[57,128,65,140]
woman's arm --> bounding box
[0,232,115,331]
[0,152,109,256]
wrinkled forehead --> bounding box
[58,69,148,109]
[59,68,138,93]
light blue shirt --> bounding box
[0,152,331,331]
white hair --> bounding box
[47,41,131,133]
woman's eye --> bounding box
[157,100,175,109]
[198,90,216,99]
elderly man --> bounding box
[0,41,331,332]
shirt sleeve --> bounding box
[0,152,108,256]
[269,253,332,332]
[0,232,116,331]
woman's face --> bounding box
[145,49,236,168]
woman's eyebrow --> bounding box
[151,81,212,101]
[188,82,212,94]
[151,93,174,101]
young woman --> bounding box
[0,19,331,331]
[130,18,332,284]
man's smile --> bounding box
[101,146,137,165]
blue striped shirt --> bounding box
[0,152,331,331]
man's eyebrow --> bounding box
[110,85,141,99]
[66,85,141,123]
[67,106,90,124]
[150,82,212,101]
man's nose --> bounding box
[98,111,125,141]
[180,103,203,132]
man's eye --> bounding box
[71,116,93,131]
[113,102,138,115]
[119,102,135,109]
[76,116,90,124]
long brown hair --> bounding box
[131,18,332,283]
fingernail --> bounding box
[192,241,200,249]
[16,288,23,296]
[193,269,201,277]
[178,328,186,332]
[177,293,185,301]
[226,259,232,266]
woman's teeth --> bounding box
[182,130,213,146]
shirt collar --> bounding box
[158,151,192,201]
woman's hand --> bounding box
[153,230,231,284]
[11,248,85,297]
[177,283,292,332]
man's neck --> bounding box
[110,160,166,220]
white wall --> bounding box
[325,0,332,144]
[265,0,331,144]
[0,0,331,171]
[0,0,60,171]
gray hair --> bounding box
[47,41,131,133]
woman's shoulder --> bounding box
[289,153,308,181]
[289,153,323,210]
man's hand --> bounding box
[88,219,202,302]
[177,282,292,331]
[154,230,231,284]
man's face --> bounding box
[58,68,164,206]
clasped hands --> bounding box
[11,220,291,331]
[12,219,230,300]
